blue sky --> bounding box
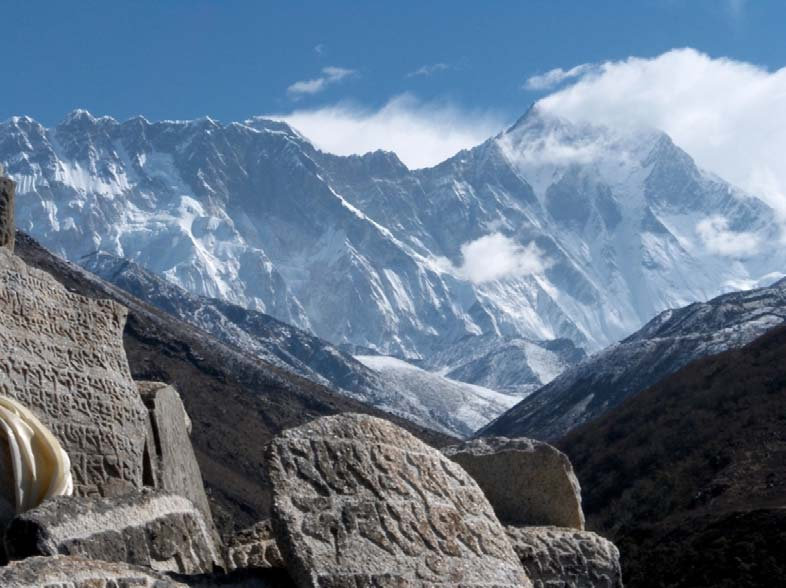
[2,1,786,207]
[1,0,783,125]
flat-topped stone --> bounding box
[267,413,529,588]
[505,526,623,588]
[0,247,149,497]
[0,555,187,587]
[138,381,215,536]
[444,436,585,529]
[5,488,222,575]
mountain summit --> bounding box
[2,106,783,386]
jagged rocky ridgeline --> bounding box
[0,172,622,586]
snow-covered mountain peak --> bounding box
[3,107,785,367]
[497,108,667,201]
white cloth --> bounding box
[0,396,73,513]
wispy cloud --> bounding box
[406,63,451,78]
[287,66,356,98]
[525,64,595,91]
[269,94,504,169]
[535,48,786,218]
[696,216,760,257]
[436,233,550,284]
[314,43,326,56]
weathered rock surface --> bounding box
[0,176,14,252]
[226,520,284,571]
[0,246,148,497]
[0,554,186,587]
[267,413,529,588]
[505,526,623,588]
[444,437,585,529]
[5,489,222,575]
[138,381,215,536]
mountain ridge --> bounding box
[81,249,518,437]
[479,275,786,440]
[558,322,786,587]
[3,105,784,406]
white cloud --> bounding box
[407,63,450,78]
[525,64,595,91]
[438,233,550,284]
[270,94,504,169]
[696,216,761,257]
[536,48,786,217]
[498,129,603,168]
[314,43,326,56]
[287,66,356,98]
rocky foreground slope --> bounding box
[0,173,622,586]
[480,276,786,440]
[558,324,786,587]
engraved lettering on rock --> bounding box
[269,415,528,587]
[0,249,148,496]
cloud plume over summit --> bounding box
[534,48,786,217]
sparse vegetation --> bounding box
[560,326,786,587]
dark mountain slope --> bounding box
[81,250,382,397]
[558,324,786,588]
[479,277,786,440]
[14,231,454,538]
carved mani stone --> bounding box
[267,413,530,588]
[0,555,187,588]
[138,381,216,537]
[0,246,149,497]
[443,437,585,529]
[505,526,623,588]
[5,489,222,575]
[0,176,14,252]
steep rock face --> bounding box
[5,489,222,575]
[505,526,622,588]
[84,251,379,394]
[558,324,786,587]
[267,414,529,588]
[138,381,216,539]
[443,437,584,529]
[3,107,781,384]
[83,252,513,437]
[0,245,148,497]
[480,276,786,440]
[0,555,187,587]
